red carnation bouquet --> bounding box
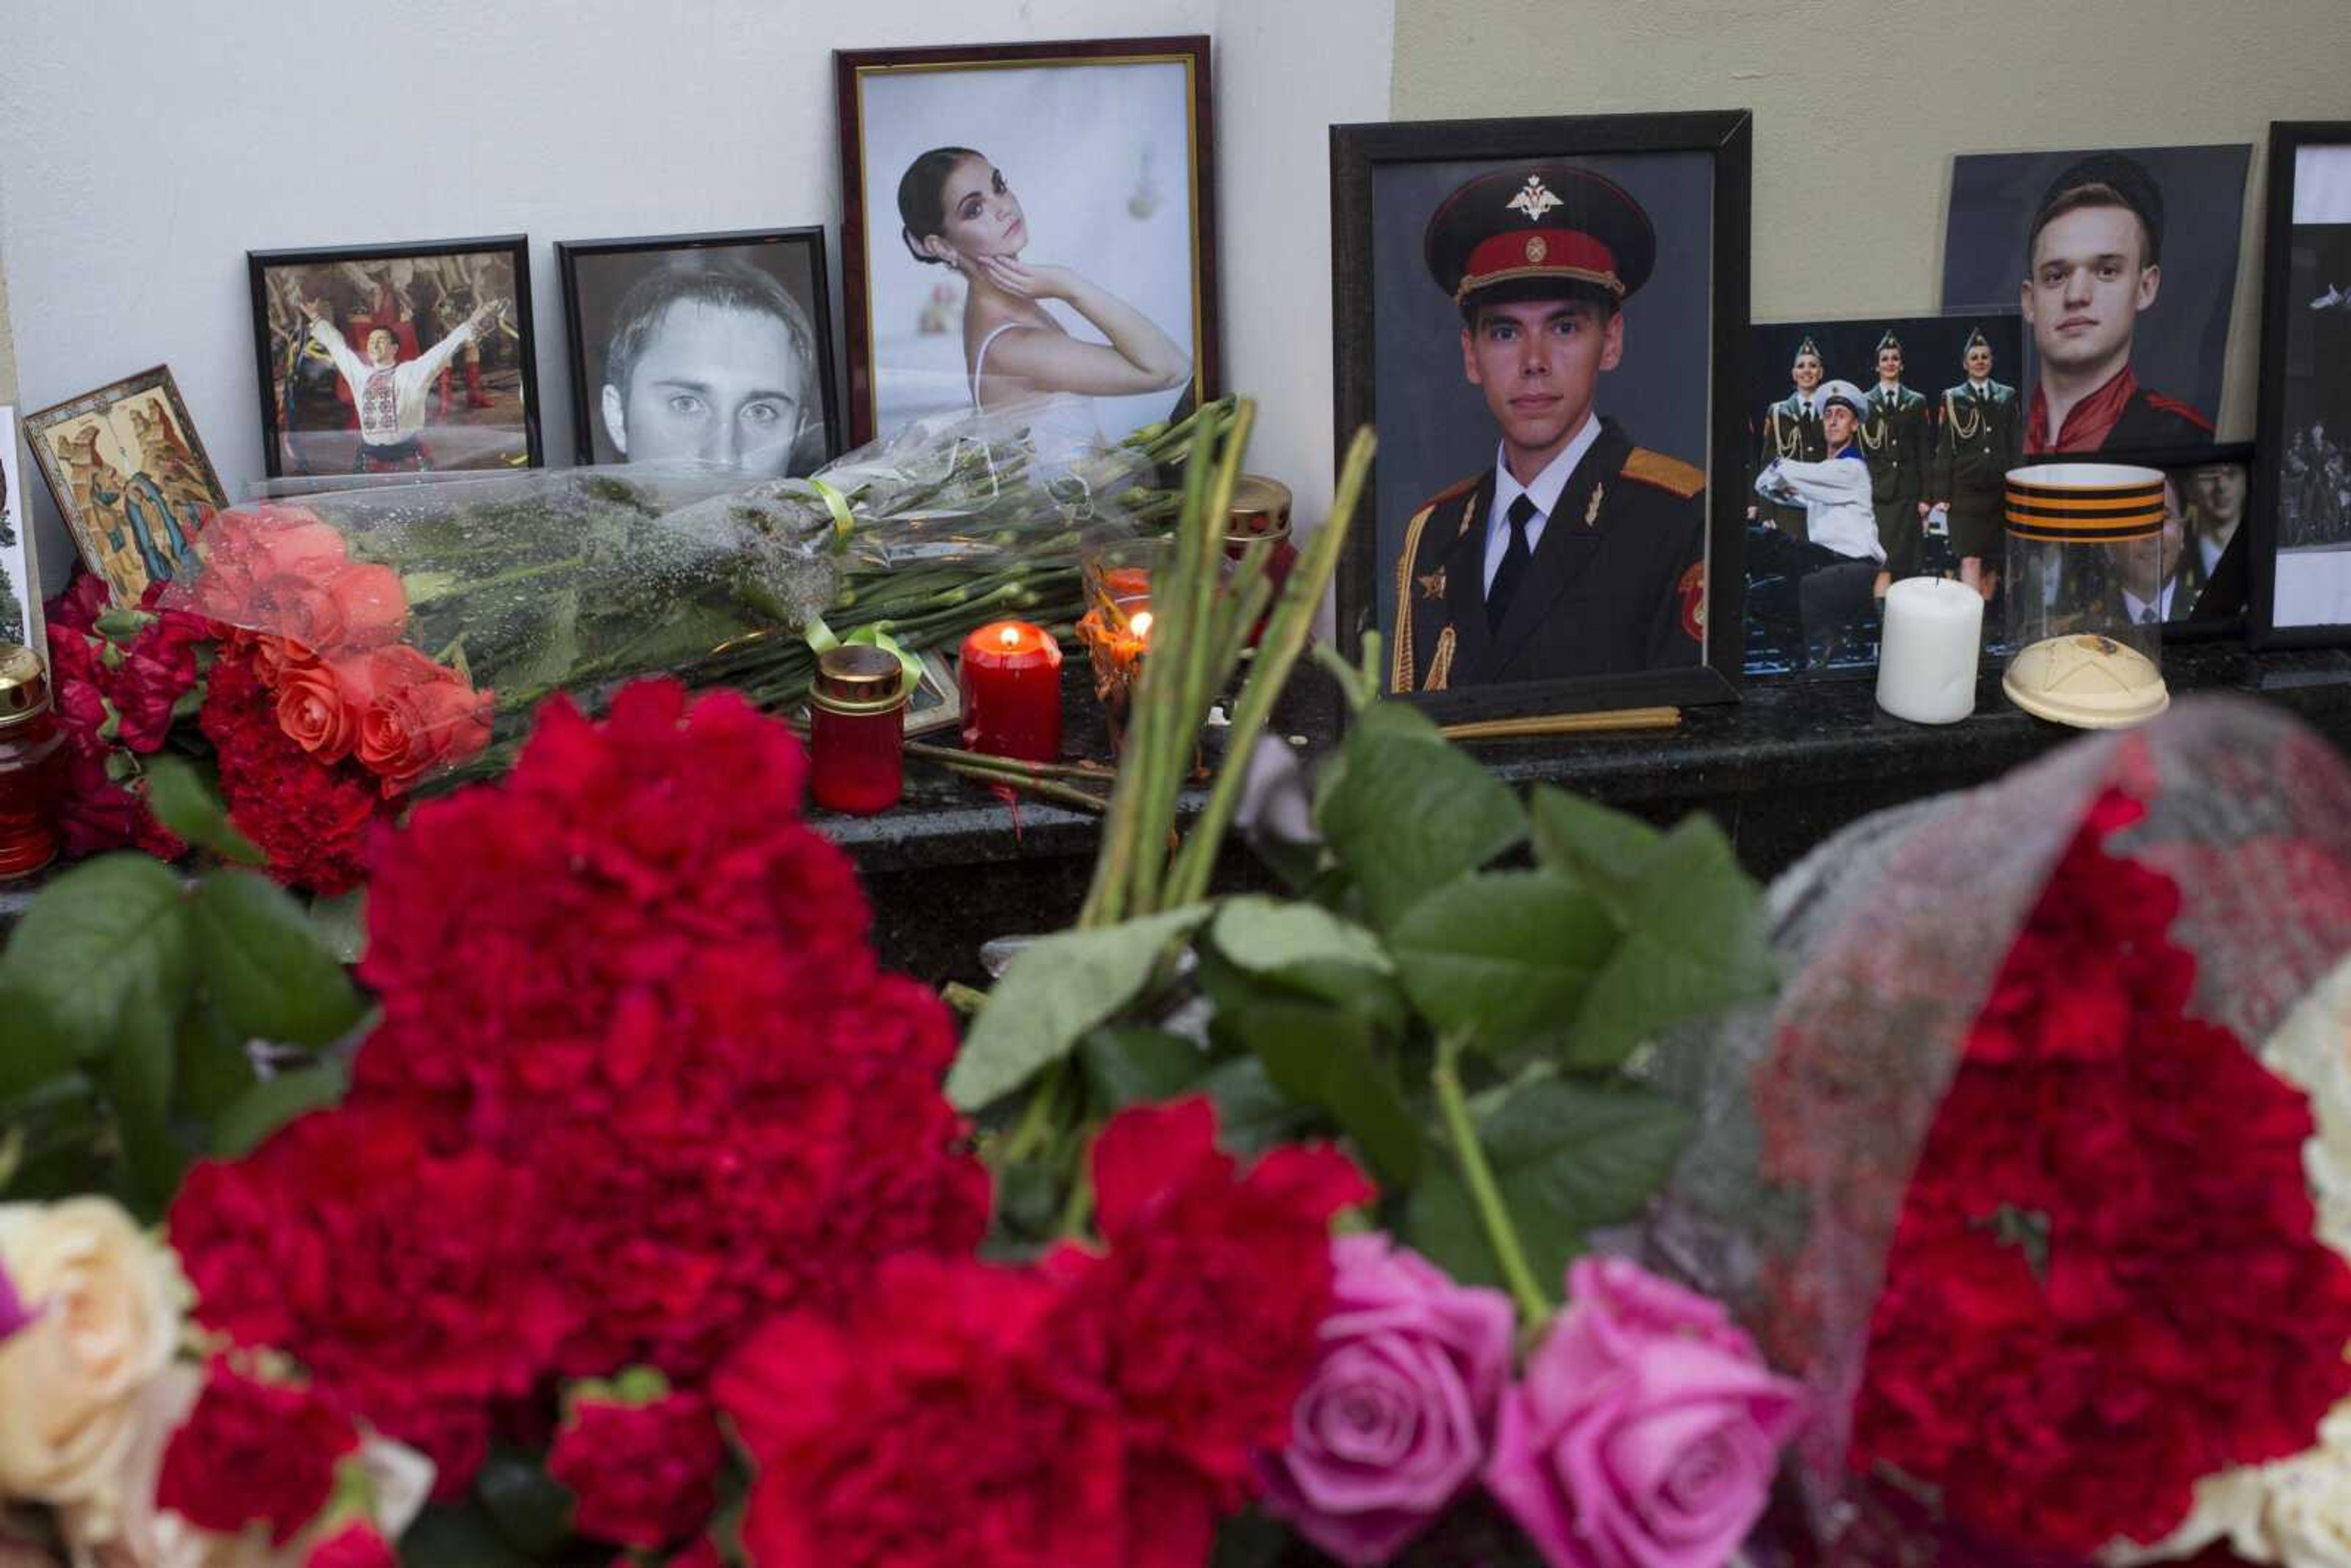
[1661,699,2351,1566]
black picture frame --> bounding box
[834,35,1220,449]
[2252,121,2351,648]
[247,233,542,479]
[1330,111,1753,727]
[2027,443,2255,642]
[555,226,842,473]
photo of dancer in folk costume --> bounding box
[297,291,505,473]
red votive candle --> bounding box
[1224,476,1298,647]
[0,645,66,881]
[808,644,908,815]
[958,620,1063,764]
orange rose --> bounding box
[266,562,408,654]
[188,506,345,628]
[272,651,373,763]
[247,634,306,688]
[353,647,493,794]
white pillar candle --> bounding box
[1875,577,1984,725]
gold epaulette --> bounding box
[1620,448,1704,499]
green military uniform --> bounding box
[1861,341,1932,579]
[1930,336,2023,565]
[1393,420,1706,691]
[1390,160,1709,692]
[1755,392,1823,544]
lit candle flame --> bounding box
[1130,610,1155,641]
[999,625,1023,648]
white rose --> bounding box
[0,1199,184,1510]
[2260,954,2351,1257]
[2266,1430,2351,1568]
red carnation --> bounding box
[304,1523,398,1568]
[1044,1098,1371,1555]
[155,1361,358,1546]
[716,1253,1130,1568]
[547,1388,726,1551]
[1852,789,2351,1555]
[169,1106,572,1495]
[198,642,394,893]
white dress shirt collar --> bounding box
[1484,416,1602,595]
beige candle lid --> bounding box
[2003,634,2169,729]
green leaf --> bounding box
[1210,1510,1291,1568]
[994,1159,1063,1240]
[209,1062,349,1159]
[1316,703,1525,931]
[1195,1056,1320,1157]
[141,755,264,867]
[397,1500,544,1568]
[177,999,260,1120]
[1230,999,1422,1188]
[306,888,370,965]
[0,980,77,1101]
[1209,896,1392,978]
[474,1446,575,1558]
[1566,816,1775,1070]
[947,906,1212,1111]
[1528,785,1662,917]
[1406,1079,1692,1291]
[189,871,367,1048]
[0,855,192,1057]
[107,997,183,1214]
[1389,871,1618,1054]
[1078,1026,1208,1109]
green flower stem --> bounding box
[903,739,1110,784]
[1000,1059,1070,1165]
[1433,1031,1554,1327]
[934,760,1108,814]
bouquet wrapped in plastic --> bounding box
[155,399,1194,795]
[1652,697,2351,1567]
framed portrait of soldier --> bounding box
[834,37,1217,455]
[558,227,841,477]
[1330,111,1752,725]
[1738,314,2023,675]
[2254,123,2351,647]
[247,234,542,479]
[0,408,39,655]
[1941,144,2250,459]
[23,366,227,603]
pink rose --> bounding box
[1256,1236,1515,1566]
[1485,1257,1804,1568]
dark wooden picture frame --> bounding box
[2252,121,2351,648]
[556,226,841,474]
[834,35,1220,449]
[1331,111,1753,727]
[2030,443,2255,642]
[247,233,542,479]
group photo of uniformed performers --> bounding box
[1941,144,2249,459]
[839,42,1210,458]
[249,239,538,479]
[1740,315,2023,673]
[1359,151,1716,697]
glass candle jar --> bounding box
[0,644,67,881]
[808,644,909,814]
[959,620,1063,763]
[2001,463,2170,729]
[1224,475,1297,646]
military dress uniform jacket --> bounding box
[2104,388,2216,450]
[1861,384,1932,579]
[1755,395,1824,543]
[1392,419,1706,693]
[1930,380,2023,562]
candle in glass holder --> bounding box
[1224,476,1297,646]
[0,645,66,880]
[1875,576,1984,725]
[959,620,1063,763]
[808,644,909,814]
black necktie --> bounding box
[1488,493,1537,629]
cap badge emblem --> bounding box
[1524,235,1550,264]
[1507,176,1562,222]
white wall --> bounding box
[0,0,1395,597]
